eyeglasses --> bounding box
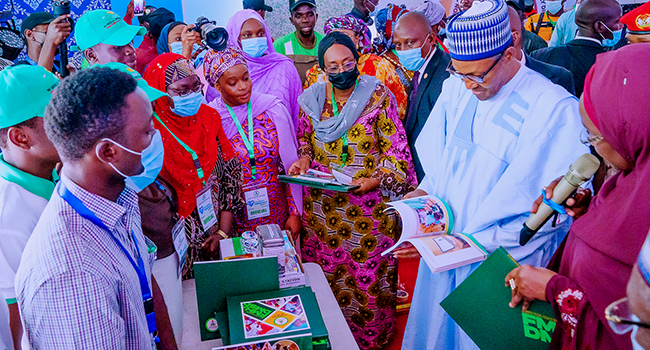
[446,53,503,84]
[325,61,356,75]
[605,297,650,334]
[580,129,604,146]
[167,82,204,97]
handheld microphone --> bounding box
[519,153,600,246]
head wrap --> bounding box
[222,9,302,127]
[324,15,372,54]
[414,0,447,26]
[566,43,650,340]
[203,46,248,87]
[165,58,195,87]
[157,21,186,55]
[317,31,360,70]
[447,0,512,60]
[374,3,410,50]
[143,52,235,218]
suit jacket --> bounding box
[525,54,576,95]
[404,48,451,182]
[529,38,605,97]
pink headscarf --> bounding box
[224,9,302,129]
[567,43,650,346]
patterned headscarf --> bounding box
[203,46,248,87]
[373,4,410,51]
[165,58,194,86]
[324,15,372,54]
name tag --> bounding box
[172,218,188,278]
[244,187,271,220]
[196,186,218,231]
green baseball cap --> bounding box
[75,9,147,51]
[0,65,58,129]
[92,62,167,102]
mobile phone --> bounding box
[134,0,145,17]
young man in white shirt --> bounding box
[0,65,60,350]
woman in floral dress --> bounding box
[290,32,416,350]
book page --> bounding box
[381,196,450,255]
[408,234,486,274]
[241,295,310,339]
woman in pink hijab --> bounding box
[201,10,302,130]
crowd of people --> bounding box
[1,0,650,349]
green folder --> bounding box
[194,257,280,341]
[278,175,360,192]
[440,247,558,350]
[226,286,330,350]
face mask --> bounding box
[632,316,646,350]
[170,42,200,56]
[241,37,268,58]
[100,130,165,192]
[328,67,360,90]
[395,36,431,71]
[598,21,623,47]
[545,0,563,14]
[171,91,203,117]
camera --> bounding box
[52,0,74,76]
[192,17,228,52]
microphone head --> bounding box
[566,153,601,185]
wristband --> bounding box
[217,229,228,239]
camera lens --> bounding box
[205,27,228,52]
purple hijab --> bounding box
[215,9,303,129]
[209,91,302,214]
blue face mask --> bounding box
[102,130,165,192]
[170,42,200,56]
[545,0,563,14]
[171,92,203,117]
[241,37,268,58]
[599,21,623,47]
[632,316,646,350]
[395,36,431,71]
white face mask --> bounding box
[632,316,646,350]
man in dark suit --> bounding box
[507,4,576,95]
[393,12,450,181]
[530,0,623,96]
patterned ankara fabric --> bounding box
[297,83,417,350]
[446,0,513,60]
[164,58,194,86]
[203,46,248,86]
[15,175,157,349]
[304,54,409,120]
[324,15,373,55]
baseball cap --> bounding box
[506,0,525,12]
[243,0,274,12]
[74,9,147,51]
[92,62,166,102]
[289,0,316,12]
[0,65,58,128]
[148,8,176,39]
[20,12,55,36]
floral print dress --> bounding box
[297,83,417,350]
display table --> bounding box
[180,262,359,350]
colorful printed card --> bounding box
[241,295,310,339]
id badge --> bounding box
[196,185,218,231]
[172,218,188,278]
[244,187,271,220]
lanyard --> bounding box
[225,102,257,179]
[57,182,160,343]
[330,80,359,166]
[154,113,206,185]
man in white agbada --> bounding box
[398,0,589,348]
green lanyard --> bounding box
[330,80,358,166]
[225,101,257,179]
[154,113,206,185]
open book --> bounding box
[381,195,487,273]
[279,169,360,192]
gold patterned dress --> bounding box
[297,83,417,350]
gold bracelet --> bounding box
[217,230,228,239]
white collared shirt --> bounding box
[574,36,602,46]
[417,46,438,84]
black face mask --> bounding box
[328,67,360,90]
